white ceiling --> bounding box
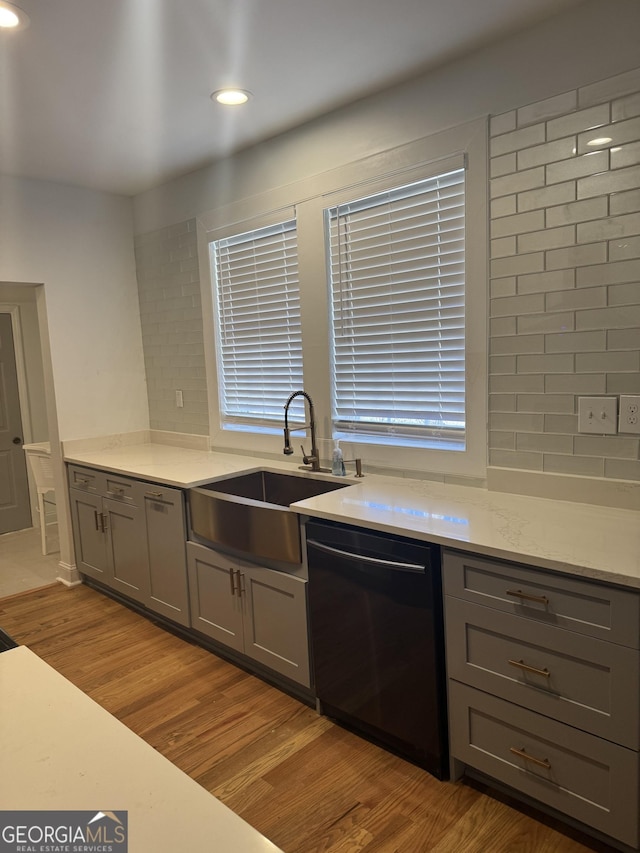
[0,0,585,196]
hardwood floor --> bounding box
[0,584,616,853]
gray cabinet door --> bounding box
[242,565,310,687]
[69,488,109,582]
[187,542,244,652]
[103,497,148,605]
[144,487,190,627]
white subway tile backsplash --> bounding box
[489,393,517,411]
[517,311,574,334]
[490,277,517,298]
[492,209,545,238]
[490,449,544,470]
[490,123,545,157]
[547,104,610,140]
[544,329,606,352]
[518,137,576,171]
[491,152,517,177]
[609,282,640,306]
[517,268,575,294]
[546,197,608,227]
[517,353,574,373]
[544,414,578,433]
[605,458,640,481]
[611,141,640,169]
[490,355,517,374]
[491,167,545,199]
[517,432,574,454]
[491,334,545,354]
[613,92,640,122]
[579,68,640,108]
[543,454,603,477]
[545,242,607,270]
[490,111,517,137]
[607,373,640,394]
[491,195,517,218]
[517,181,576,213]
[491,292,545,317]
[489,412,545,432]
[490,374,545,393]
[491,252,544,278]
[545,287,606,312]
[518,225,575,253]
[516,394,575,413]
[491,236,517,258]
[578,164,640,199]
[577,212,640,243]
[608,327,640,349]
[517,91,577,127]
[490,316,517,337]
[546,151,609,184]
[577,116,640,155]
[577,259,640,287]
[545,372,606,394]
[576,350,640,372]
[610,235,640,260]
[489,430,516,450]
[576,305,640,330]
[610,188,640,216]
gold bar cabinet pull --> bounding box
[508,658,551,678]
[506,588,550,606]
[510,746,551,770]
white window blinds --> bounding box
[211,219,303,429]
[327,167,466,447]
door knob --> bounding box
[12,437,22,445]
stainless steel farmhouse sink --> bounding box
[188,469,352,564]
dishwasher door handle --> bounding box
[307,539,425,573]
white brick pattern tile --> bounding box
[134,220,209,435]
[489,71,640,481]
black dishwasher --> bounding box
[306,518,448,779]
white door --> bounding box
[0,313,32,534]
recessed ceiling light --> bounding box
[587,137,613,146]
[211,89,252,106]
[0,2,30,29]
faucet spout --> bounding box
[283,390,321,471]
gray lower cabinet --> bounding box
[68,465,190,627]
[186,540,311,688]
[444,549,640,849]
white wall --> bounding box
[0,174,149,441]
[133,0,640,234]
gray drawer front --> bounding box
[104,473,139,503]
[67,464,107,494]
[443,549,640,647]
[446,597,640,748]
[449,681,639,847]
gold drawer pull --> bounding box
[506,588,550,606]
[508,658,551,678]
[510,746,551,770]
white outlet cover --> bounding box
[577,396,618,435]
[619,395,640,435]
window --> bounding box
[326,167,466,449]
[211,219,303,431]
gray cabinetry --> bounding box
[68,465,190,627]
[187,541,310,687]
[444,549,640,848]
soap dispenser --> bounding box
[331,440,346,476]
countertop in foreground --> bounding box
[64,443,640,590]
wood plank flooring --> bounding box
[0,584,617,853]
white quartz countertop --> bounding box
[0,646,283,853]
[64,443,640,590]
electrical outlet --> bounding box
[577,396,618,434]
[175,389,184,408]
[618,395,640,435]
